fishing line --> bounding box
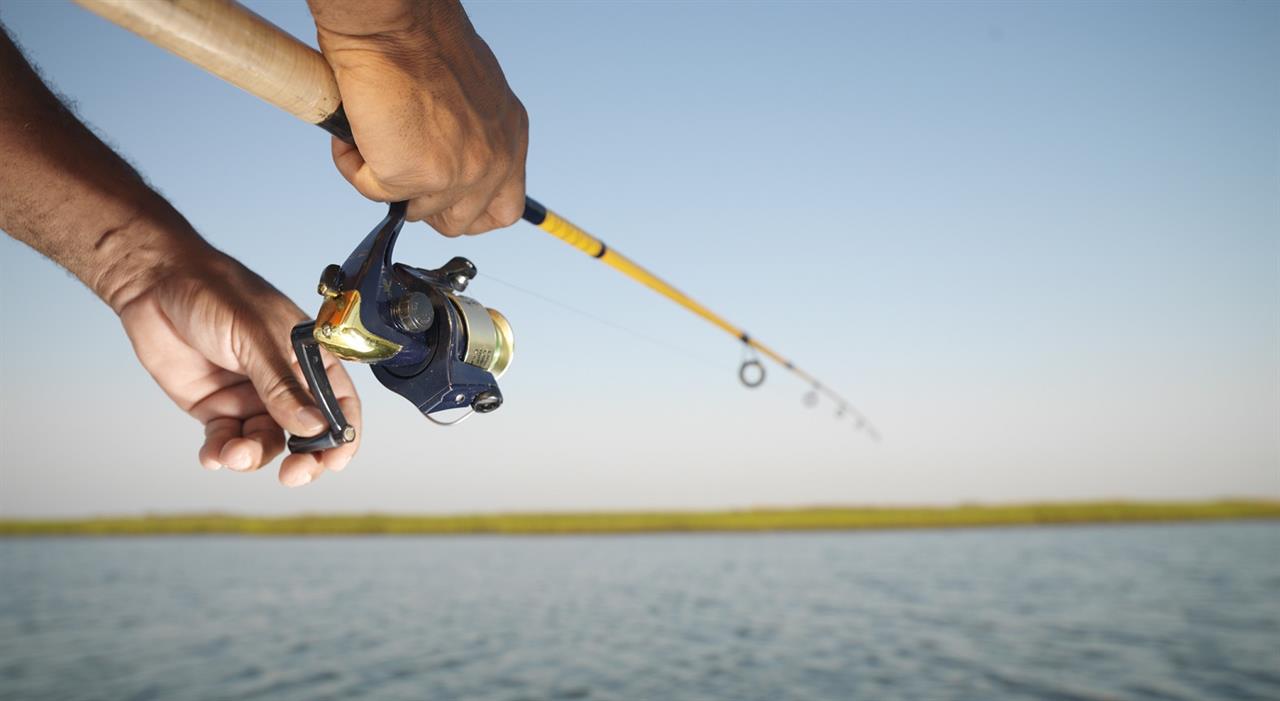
[522,200,882,441]
[483,274,878,440]
[75,0,881,441]
[478,272,722,371]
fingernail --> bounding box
[215,464,228,471]
[223,447,252,472]
[331,455,352,473]
[285,471,313,488]
[296,407,327,433]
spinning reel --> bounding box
[287,202,514,453]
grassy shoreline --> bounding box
[1,500,1277,537]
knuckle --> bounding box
[491,196,524,228]
[404,199,430,222]
[368,156,456,199]
[516,101,530,135]
[429,213,466,237]
[410,163,456,194]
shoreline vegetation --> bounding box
[1,500,1277,537]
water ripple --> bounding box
[1,523,1277,700]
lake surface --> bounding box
[1,522,1277,701]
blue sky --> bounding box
[1,1,1276,517]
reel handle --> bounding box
[286,322,356,454]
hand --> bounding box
[1,25,358,487]
[117,246,361,487]
[310,0,528,235]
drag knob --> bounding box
[393,292,434,333]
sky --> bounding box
[0,1,1276,517]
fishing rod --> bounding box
[75,0,879,444]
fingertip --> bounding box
[260,391,322,440]
[244,355,329,440]
[219,438,260,472]
[331,137,363,177]
[280,453,320,488]
[242,415,286,467]
[331,135,356,157]
[326,398,361,473]
[296,406,328,435]
[327,450,353,473]
[200,417,241,471]
[199,444,227,471]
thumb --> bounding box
[242,341,330,438]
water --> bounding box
[1,522,1277,701]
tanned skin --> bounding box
[0,2,528,485]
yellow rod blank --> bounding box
[532,205,878,438]
[76,0,878,438]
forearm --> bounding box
[0,25,208,313]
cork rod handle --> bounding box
[75,0,342,125]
